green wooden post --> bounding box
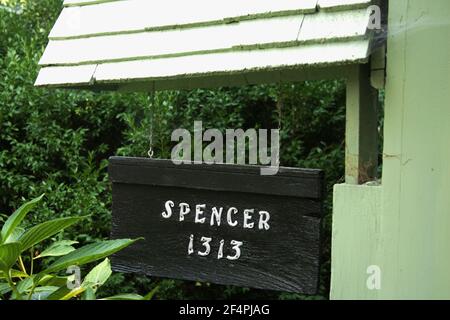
[345,65,379,184]
[332,0,450,299]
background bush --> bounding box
[0,0,347,299]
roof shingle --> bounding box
[35,0,376,90]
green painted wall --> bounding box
[331,0,450,299]
[331,184,383,299]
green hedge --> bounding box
[0,0,346,299]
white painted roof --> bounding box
[35,0,375,90]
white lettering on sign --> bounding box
[243,209,254,229]
[198,236,212,256]
[195,204,206,224]
[227,207,238,227]
[162,200,270,230]
[218,239,225,259]
[210,207,222,227]
[162,200,174,218]
[188,234,194,255]
[259,211,270,231]
[179,202,190,221]
[188,235,244,260]
[228,240,243,261]
[161,200,271,261]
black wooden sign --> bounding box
[109,157,324,294]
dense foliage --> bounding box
[0,0,347,299]
[0,195,150,300]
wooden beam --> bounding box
[345,64,379,184]
[370,44,386,90]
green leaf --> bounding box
[0,282,11,295]
[101,293,145,300]
[0,194,44,244]
[143,285,160,300]
[48,258,112,300]
[46,283,86,301]
[39,238,141,276]
[38,275,70,288]
[16,274,70,297]
[4,227,25,244]
[30,286,59,301]
[46,286,73,301]
[82,258,112,291]
[82,287,96,300]
[35,240,78,259]
[19,216,85,252]
[16,276,34,294]
[0,242,21,273]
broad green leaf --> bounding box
[36,247,76,259]
[4,227,25,244]
[35,240,78,259]
[39,238,141,276]
[82,287,96,300]
[0,194,44,244]
[0,242,21,273]
[16,276,34,294]
[48,240,79,246]
[0,282,11,295]
[38,275,70,288]
[19,216,86,252]
[46,283,86,301]
[30,286,59,300]
[49,259,111,300]
[101,293,145,300]
[46,286,73,301]
[82,258,112,291]
[16,274,68,296]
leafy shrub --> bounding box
[0,0,147,241]
[0,195,149,300]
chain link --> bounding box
[277,83,283,131]
[148,93,155,158]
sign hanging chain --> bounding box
[277,83,284,131]
[148,93,156,158]
[275,83,284,168]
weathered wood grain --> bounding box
[109,157,324,294]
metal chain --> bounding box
[148,93,155,158]
[277,83,284,131]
